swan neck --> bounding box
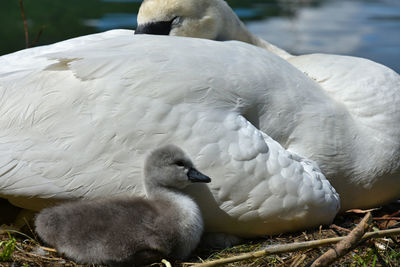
[215,0,291,59]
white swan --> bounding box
[136,0,400,211]
[35,145,210,266]
[0,33,339,236]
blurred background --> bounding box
[0,0,399,72]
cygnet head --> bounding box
[136,0,228,40]
[144,144,211,194]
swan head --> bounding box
[136,0,291,58]
[144,145,211,192]
[136,0,223,39]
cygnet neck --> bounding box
[144,178,203,259]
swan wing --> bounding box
[288,55,400,176]
[191,111,339,236]
[288,54,400,118]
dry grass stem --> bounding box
[39,246,57,253]
[290,254,307,267]
[162,259,172,267]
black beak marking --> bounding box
[187,168,211,183]
[135,21,173,35]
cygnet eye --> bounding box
[175,160,185,167]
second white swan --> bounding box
[136,0,400,211]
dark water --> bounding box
[0,0,399,72]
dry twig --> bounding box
[346,208,379,214]
[18,0,45,48]
[31,26,45,47]
[373,217,400,221]
[329,224,351,233]
[310,212,372,266]
[19,0,29,48]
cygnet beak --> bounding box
[187,168,211,183]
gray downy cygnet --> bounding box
[35,144,211,266]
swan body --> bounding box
[0,33,339,236]
[137,0,400,210]
[35,145,210,266]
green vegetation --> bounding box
[0,232,16,261]
[351,248,378,267]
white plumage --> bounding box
[0,33,339,236]
[137,0,400,211]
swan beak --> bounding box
[135,21,172,35]
[187,168,211,183]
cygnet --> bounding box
[35,144,211,266]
